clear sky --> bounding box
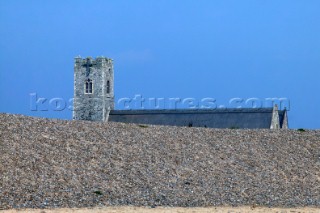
[0,0,319,129]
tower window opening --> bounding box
[107,80,110,94]
[85,79,93,94]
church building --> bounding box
[73,56,288,129]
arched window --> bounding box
[107,80,110,94]
[85,79,93,94]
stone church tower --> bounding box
[73,56,114,121]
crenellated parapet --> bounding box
[74,56,113,68]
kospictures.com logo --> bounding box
[30,93,290,112]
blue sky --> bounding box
[0,0,320,129]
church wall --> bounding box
[109,109,282,129]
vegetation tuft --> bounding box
[138,124,148,128]
[93,190,103,195]
[230,126,239,129]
